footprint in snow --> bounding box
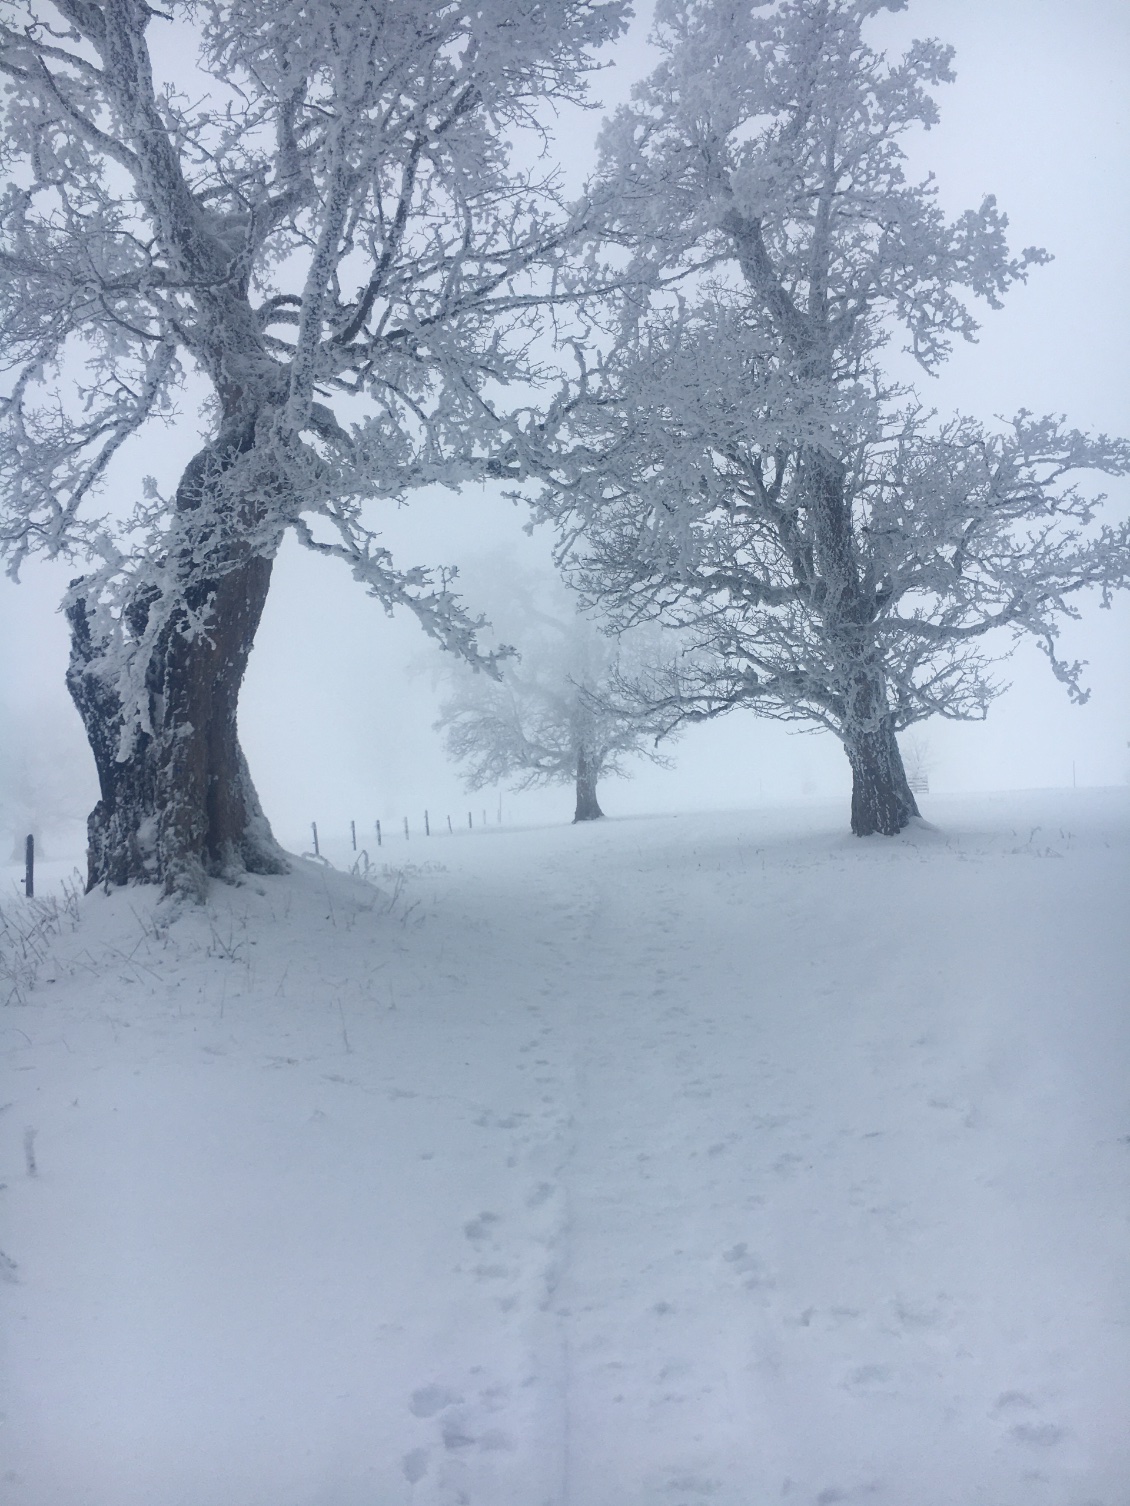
[1010,1421,1066,1446]
[722,1242,775,1290]
[991,1390,1035,1414]
[464,1211,501,1242]
[892,1293,951,1331]
[473,1109,528,1129]
[409,1380,516,1475]
[436,1410,515,1453]
[402,1447,429,1483]
[473,1263,510,1281]
[525,1181,555,1208]
[666,1473,722,1497]
[990,1391,1066,1447]
[409,1383,463,1418]
[441,1414,477,1450]
[841,1363,894,1396]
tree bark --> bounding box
[799,447,919,835]
[65,425,287,897]
[842,712,919,836]
[66,553,286,897]
[573,747,605,822]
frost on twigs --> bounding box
[529,0,1130,836]
[0,0,629,895]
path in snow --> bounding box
[1,789,1128,1505]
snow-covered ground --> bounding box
[1,788,1127,1506]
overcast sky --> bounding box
[2,0,1128,855]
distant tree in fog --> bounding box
[436,570,681,822]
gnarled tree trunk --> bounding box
[842,712,919,836]
[804,447,920,836]
[66,423,287,897]
[837,648,920,837]
[836,645,920,837]
[573,747,604,822]
[67,553,286,898]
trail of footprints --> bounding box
[402,1376,518,1491]
[401,1128,571,1491]
[402,888,1077,1500]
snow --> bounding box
[2,788,1128,1506]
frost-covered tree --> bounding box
[436,567,678,821]
[530,0,1130,835]
[0,0,627,895]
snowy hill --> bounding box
[2,789,1128,1506]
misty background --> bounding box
[2,0,1127,859]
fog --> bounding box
[2,0,1128,859]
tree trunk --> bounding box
[801,447,919,835]
[67,553,286,897]
[573,748,604,822]
[843,713,920,836]
[65,422,287,898]
[837,641,920,837]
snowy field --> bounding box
[2,787,1128,1506]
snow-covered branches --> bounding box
[531,0,1130,835]
[546,362,1130,723]
[590,0,1045,373]
[1,0,628,579]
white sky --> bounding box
[2,0,1128,855]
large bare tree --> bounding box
[0,0,627,895]
[529,0,1130,834]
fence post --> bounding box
[375,819,382,848]
[311,821,320,857]
[424,810,430,836]
[447,815,453,834]
[351,820,357,851]
[403,817,409,840]
[24,834,34,899]
[467,811,472,830]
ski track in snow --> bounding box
[1,789,1128,1506]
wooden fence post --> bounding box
[24,834,34,899]
[311,822,320,857]
[350,820,357,851]
[375,819,382,848]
